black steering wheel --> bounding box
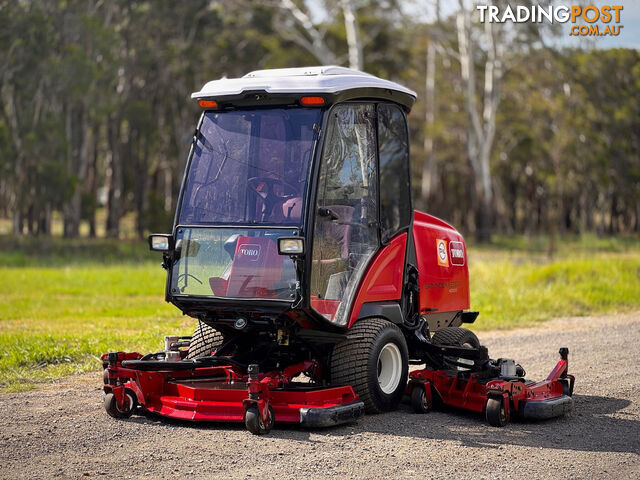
[247,177,297,221]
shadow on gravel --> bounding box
[122,394,638,454]
[348,394,639,455]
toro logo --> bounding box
[436,239,449,267]
[449,241,465,266]
[237,244,261,261]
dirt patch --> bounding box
[1,312,639,479]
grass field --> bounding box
[1,234,639,392]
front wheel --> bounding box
[486,397,508,427]
[244,404,274,435]
[411,384,432,414]
[104,391,136,419]
[331,318,409,414]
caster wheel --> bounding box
[560,378,572,397]
[486,397,508,427]
[411,385,432,414]
[244,404,274,435]
[104,391,136,419]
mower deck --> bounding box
[102,346,574,433]
[102,353,365,434]
[407,348,575,426]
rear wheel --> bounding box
[431,327,480,369]
[331,318,409,414]
[186,321,225,359]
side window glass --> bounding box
[310,103,378,326]
[378,104,411,242]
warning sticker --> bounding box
[436,239,449,267]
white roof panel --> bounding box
[191,66,416,100]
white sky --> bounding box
[311,0,639,49]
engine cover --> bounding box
[412,211,470,317]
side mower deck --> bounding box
[102,345,574,434]
[407,348,575,427]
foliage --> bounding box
[0,1,637,240]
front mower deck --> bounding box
[101,353,365,434]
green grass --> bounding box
[1,234,639,391]
[469,252,640,330]
[0,237,191,391]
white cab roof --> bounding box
[191,66,416,100]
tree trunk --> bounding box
[1,83,26,236]
[278,0,339,65]
[456,2,501,243]
[87,123,99,238]
[341,0,363,70]
[106,114,123,238]
[63,103,91,238]
[421,35,437,210]
[135,131,150,238]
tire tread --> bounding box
[186,321,225,359]
[331,318,406,414]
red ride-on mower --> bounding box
[102,67,574,433]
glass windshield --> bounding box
[171,227,298,300]
[179,108,321,227]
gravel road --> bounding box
[1,312,639,480]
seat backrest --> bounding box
[321,205,354,259]
[225,236,283,298]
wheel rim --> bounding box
[455,341,476,370]
[115,394,134,414]
[420,390,430,410]
[377,342,403,394]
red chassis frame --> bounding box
[407,348,575,426]
[101,352,364,431]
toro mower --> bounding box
[102,67,574,434]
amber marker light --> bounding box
[198,99,218,109]
[300,96,325,106]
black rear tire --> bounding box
[431,327,480,348]
[431,327,480,369]
[186,321,225,359]
[331,318,409,414]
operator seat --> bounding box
[209,237,284,298]
[316,205,355,301]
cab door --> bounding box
[309,103,379,326]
